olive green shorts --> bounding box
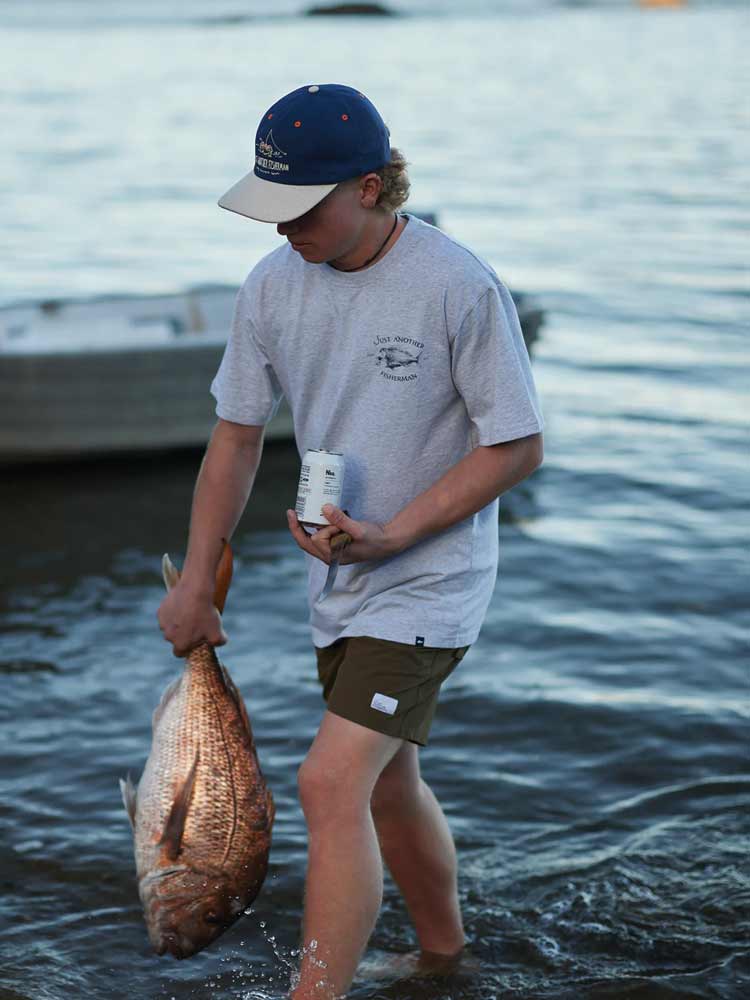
[314,636,470,747]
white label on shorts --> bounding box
[371,692,398,716]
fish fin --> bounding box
[119,774,138,829]
[218,660,254,741]
[161,541,232,614]
[213,540,233,614]
[158,753,200,861]
[162,553,181,592]
[151,675,182,729]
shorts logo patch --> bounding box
[371,692,398,716]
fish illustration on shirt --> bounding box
[374,346,423,370]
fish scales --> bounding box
[120,544,274,959]
[135,644,263,873]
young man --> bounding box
[157,83,544,999]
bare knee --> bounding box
[297,755,367,829]
[297,712,404,832]
[297,756,337,825]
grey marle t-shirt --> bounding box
[210,213,544,648]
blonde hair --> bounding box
[342,146,411,212]
[375,146,410,212]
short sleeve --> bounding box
[450,281,544,446]
[210,286,284,425]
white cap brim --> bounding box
[218,169,338,224]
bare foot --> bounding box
[415,945,477,975]
[357,945,480,983]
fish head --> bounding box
[140,867,245,959]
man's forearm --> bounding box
[385,433,543,553]
[181,422,264,592]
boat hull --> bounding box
[0,283,542,465]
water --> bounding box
[1,2,748,998]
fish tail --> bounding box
[213,540,233,614]
[161,540,233,613]
[161,554,180,592]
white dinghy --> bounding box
[0,234,544,466]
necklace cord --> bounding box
[330,213,399,272]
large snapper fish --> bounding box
[120,543,274,959]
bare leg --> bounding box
[290,711,403,1000]
[370,742,465,956]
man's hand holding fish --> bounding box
[157,579,227,657]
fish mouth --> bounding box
[156,932,183,959]
[154,928,202,960]
[148,902,225,960]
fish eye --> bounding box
[204,912,221,925]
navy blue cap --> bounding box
[218,84,391,223]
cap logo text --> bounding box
[256,130,289,173]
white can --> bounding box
[295,449,345,533]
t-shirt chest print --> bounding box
[368,334,425,383]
